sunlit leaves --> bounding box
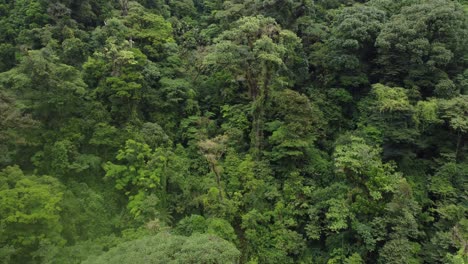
[413,99,442,129]
[83,233,240,264]
[372,84,412,113]
[104,140,161,192]
[334,136,401,200]
[439,95,468,133]
[0,166,64,263]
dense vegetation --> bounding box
[0,0,467,263]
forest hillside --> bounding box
[0,0,467,263]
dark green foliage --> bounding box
[0,90,37,166]
[375,0,468,94]
[0,0,466,263]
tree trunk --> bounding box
[250,64,271,159]
[210,163,223,202]
[120,0,129,16]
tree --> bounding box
[0,0,467,262]
[326,4,386,89]
[438,95,468,161]
[0,90,37,166]
[0,48,87,128]
[358,83,418,150]
[377,180,422,263]
[375,0,468,94]
[0,166,64,263]
[59,181,115,244]
[266,89,324,168]
[83,38,147,124]
[204,15,304,157]
[174,215,238,243]
[334,135,401,200]
[122,2,174,60]
[56,0,113,27]
[198,135,228,202]
[82,232,240,264]
[103,140,162,220]
[378,238,422,264]
[104,139,190,224]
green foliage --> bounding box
[375,0,468,92]
[326,4,386,88]
[59,182,115,243]
[0,48,87,127]
[84,40,147,123]
[413,99,442,130]
[439,95,468,133]
[82,232,240,264]
[0,90,37,166]
[372,84,412,113]
[0,166,64,263]
[0,0,466,263]
[266,89,324,165]
[174,215,237,243]
[103,139,163,220]
[205,15,304,156]
[358,83,419,146]
[174,214,208,236]
[124,2,174,59]
[378,238,422,264]
[334,136,401,200]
